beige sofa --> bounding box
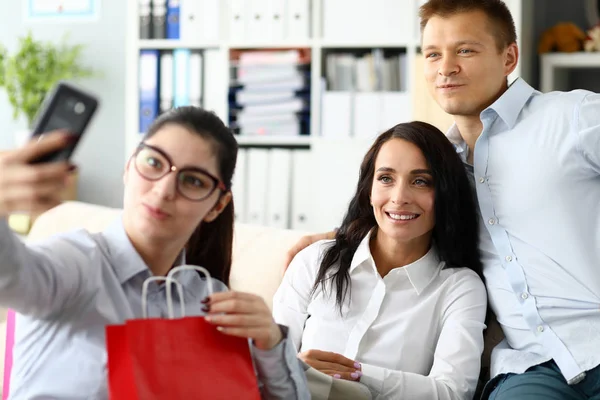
[0,200,311,395]
[1,201,501,397]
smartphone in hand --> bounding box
[29,81,99,164]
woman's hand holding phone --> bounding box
[0,131,76,217]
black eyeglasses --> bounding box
[133,143,227,201]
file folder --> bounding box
[166,0,180,39]
[173,49,191,108]
[139,0,152,39]
[139,50,160,133]
[151,0,167,39]
[159,52,174,114]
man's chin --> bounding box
[438,102,475,117]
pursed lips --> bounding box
[143,203,171,218]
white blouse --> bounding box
[273,232,487,400]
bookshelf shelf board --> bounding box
[541,52,600,68]
[319,41,413,49]
[235,135,312,146]
[138,40,221,50]
[227,41,314,49]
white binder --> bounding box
[286,0,310,39]
[269,0,286,41]
[246,148,270,226]
[228,0,248,42]
[247,0,271,42]
[180,0,202,41]
[203,48,228,121]
[353,92,381,140]
[202,0,220,42]
[321,91,352,138]
[159,52,174,113]
[311,138,372,233]
[231,148,248,223]
[189,52,203,107]
[380,92,411,132]
[291,149,314,231]
[266,149,292,229]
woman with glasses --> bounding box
[0,107,309,399]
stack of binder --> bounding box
[320,49,411,140]
[139,0,220,41]
[139,49,203,134]
[228,49,311,138]
[325,49,408,92]
[227,0,311,43]
[232,147,313,230]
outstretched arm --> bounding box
[0,132,91,318]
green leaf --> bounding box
[0,30,100,127]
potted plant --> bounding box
[0,31,96,234]
[0,30,96,140]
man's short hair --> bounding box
[419,0,517,51]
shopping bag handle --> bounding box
[166,264,214,309]
[141,276,185,319]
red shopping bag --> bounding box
[106,270,262,400]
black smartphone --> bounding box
[29,81,99,164]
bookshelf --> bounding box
[125,0,529,232]
[540,52,600,93]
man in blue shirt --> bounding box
[286,1,600,398]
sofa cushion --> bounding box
[231,224,310,309]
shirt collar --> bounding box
[402,247,441,295]
[349,229,442,295]
[446,77,536,160]
[101,215,187,284]
[349,230,375,273]
[486,77,535,129]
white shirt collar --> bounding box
[349,229,442,295]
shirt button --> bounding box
[488,218,496,225]
[537,325,544,333]
[521,292,529,300]
[505,255,513,262]
[479,177,485,183]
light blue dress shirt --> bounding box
[447,78,600,385]
[0,215,309,399]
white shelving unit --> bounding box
[540,52,600,93]
[125,0,528,232]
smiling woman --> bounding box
[273,121,487,399]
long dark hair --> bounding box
[313,121,482,311]
[143,106,238,286]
